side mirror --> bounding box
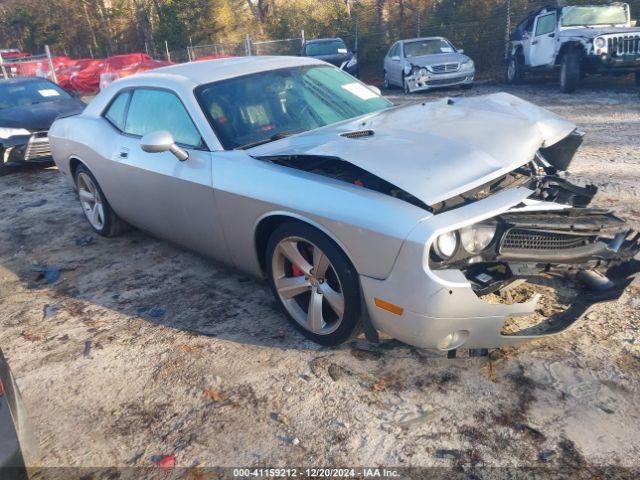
[457,49,464,54]
[392,55,400,61]
[140,130,189,161]
[368,85,382,96]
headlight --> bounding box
[346,56,357,68]
[459,223,497,254]
[595,37,606,48]
[433,231,459,259]
[419,68,428,77]
[461,58,474,69]
[0,127,30,139]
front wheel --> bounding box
[383,71,391,89]
[74,164,128,237]
[505,55,523,84]
[402,74,411,94]
[560,52,580,93]
[266,222,361,346]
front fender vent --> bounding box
[340,129,374,139]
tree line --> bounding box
[1,0,638,77]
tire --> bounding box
[505,54,523,84]
[74,164,128,237]
[402,74,411,94]
[266,221,361,346]
[383,71,391,89]
[560,52,580,93]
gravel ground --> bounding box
[1,79,640,477]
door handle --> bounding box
[548,33,555,38]
[531,40,538,45]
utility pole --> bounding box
[165,40,171,62]
[45,45,58,84]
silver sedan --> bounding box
[383,37,475,93]
[49,56,639,351]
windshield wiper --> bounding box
[235,130,303,150]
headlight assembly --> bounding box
[459,223,497,254]
[595,37,606,48]
[0,127,30,139]
[461,59,474,69]
[433,231,459,260]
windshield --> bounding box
[305,40,348,56]
[561,5,628,27]
[404,39,455,58]
[0,79,70,110]
[196,65,392,150]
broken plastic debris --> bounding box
[75,235,94,247]
[157,455,176,469]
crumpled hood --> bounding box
[250,92,576,206]
[559,26,640,38]
[406,52,469,67]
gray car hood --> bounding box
[250,92,576,206]
[406,52,469,66]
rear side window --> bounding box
[104,91,130,130]
[535,13,556,36]
[123,89,202,148]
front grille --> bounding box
[429,62,460,74]
[501,229,591,252]
[607,35,640,56]
[427,75,468,86]
[24,131,51,161]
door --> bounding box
[529,12,557,67]
[386,43,402,86]
[101,87,229,261]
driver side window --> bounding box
[123,88,203,148]
[535,12,557,36]
[388,44,399,58]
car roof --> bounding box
[305,38,344,44]
[144,55,325,85]
[400,36,448,43]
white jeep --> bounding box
[506,2,640,92]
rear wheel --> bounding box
[560,52,580,93]
[266,222,361,346]
[74,164,128,237]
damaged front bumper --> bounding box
[360,184,640,351]
[1,131,53,167]
[405,67,475,92]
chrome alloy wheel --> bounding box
[272,236,345,335]
[77,172,105,231]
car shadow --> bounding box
[0,167,441,358]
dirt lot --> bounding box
[1,80,640,477]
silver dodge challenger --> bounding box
[49,56,639,351]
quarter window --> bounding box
[535,13,556,36]
[104,91,130,130]
[123,89,202,148]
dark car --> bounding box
[1,349,37,480]
[0,77,84,171]
[301,37,359,77]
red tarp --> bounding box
[5,53,172,95]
